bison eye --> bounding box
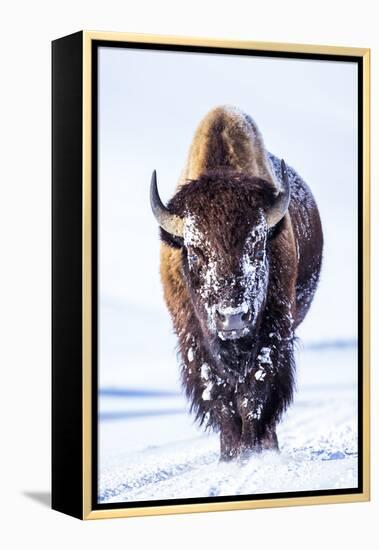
[187,246,204,268]
[188,252,199,265]
[255,250,265,261]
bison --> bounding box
[150,106,323,460]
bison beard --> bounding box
[151,106,323,461]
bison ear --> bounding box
[265,159,290,228]
[150,170,185,238]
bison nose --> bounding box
[215,308,251,331]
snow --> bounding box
[183,209,270,339]
[202,383,213,401]
[200,363,214,400]
[200,363,211,380]
[183,214,205,249]
[219,303,250,315]
[240,217,269,327]
[254,369,266,381]
[257,347,272,365]
[98,344,358,503]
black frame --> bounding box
[52,31,83,519]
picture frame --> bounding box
[52,30,370,520]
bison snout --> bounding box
[215,308,252,339]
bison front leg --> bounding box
[239,337,295,456]
[238,415,278,458]
[220,422,242,461]
[215,405,242,461]
[261,424,279,450]
[238,413,263,458]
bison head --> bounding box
[151,162,290,343]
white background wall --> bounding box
[0,1,376,548]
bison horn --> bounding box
[150,170,184,238]
[265,159,291,228]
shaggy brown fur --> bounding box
[158,106,323,460]
[180,106,277,186]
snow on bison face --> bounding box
[151,163,290,343]
[182,208,269,342]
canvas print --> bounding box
[97,46,358,505]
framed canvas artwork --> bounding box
[52,31,370,519]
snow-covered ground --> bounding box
[98,343,358,504]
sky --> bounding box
[97,45,358,373]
